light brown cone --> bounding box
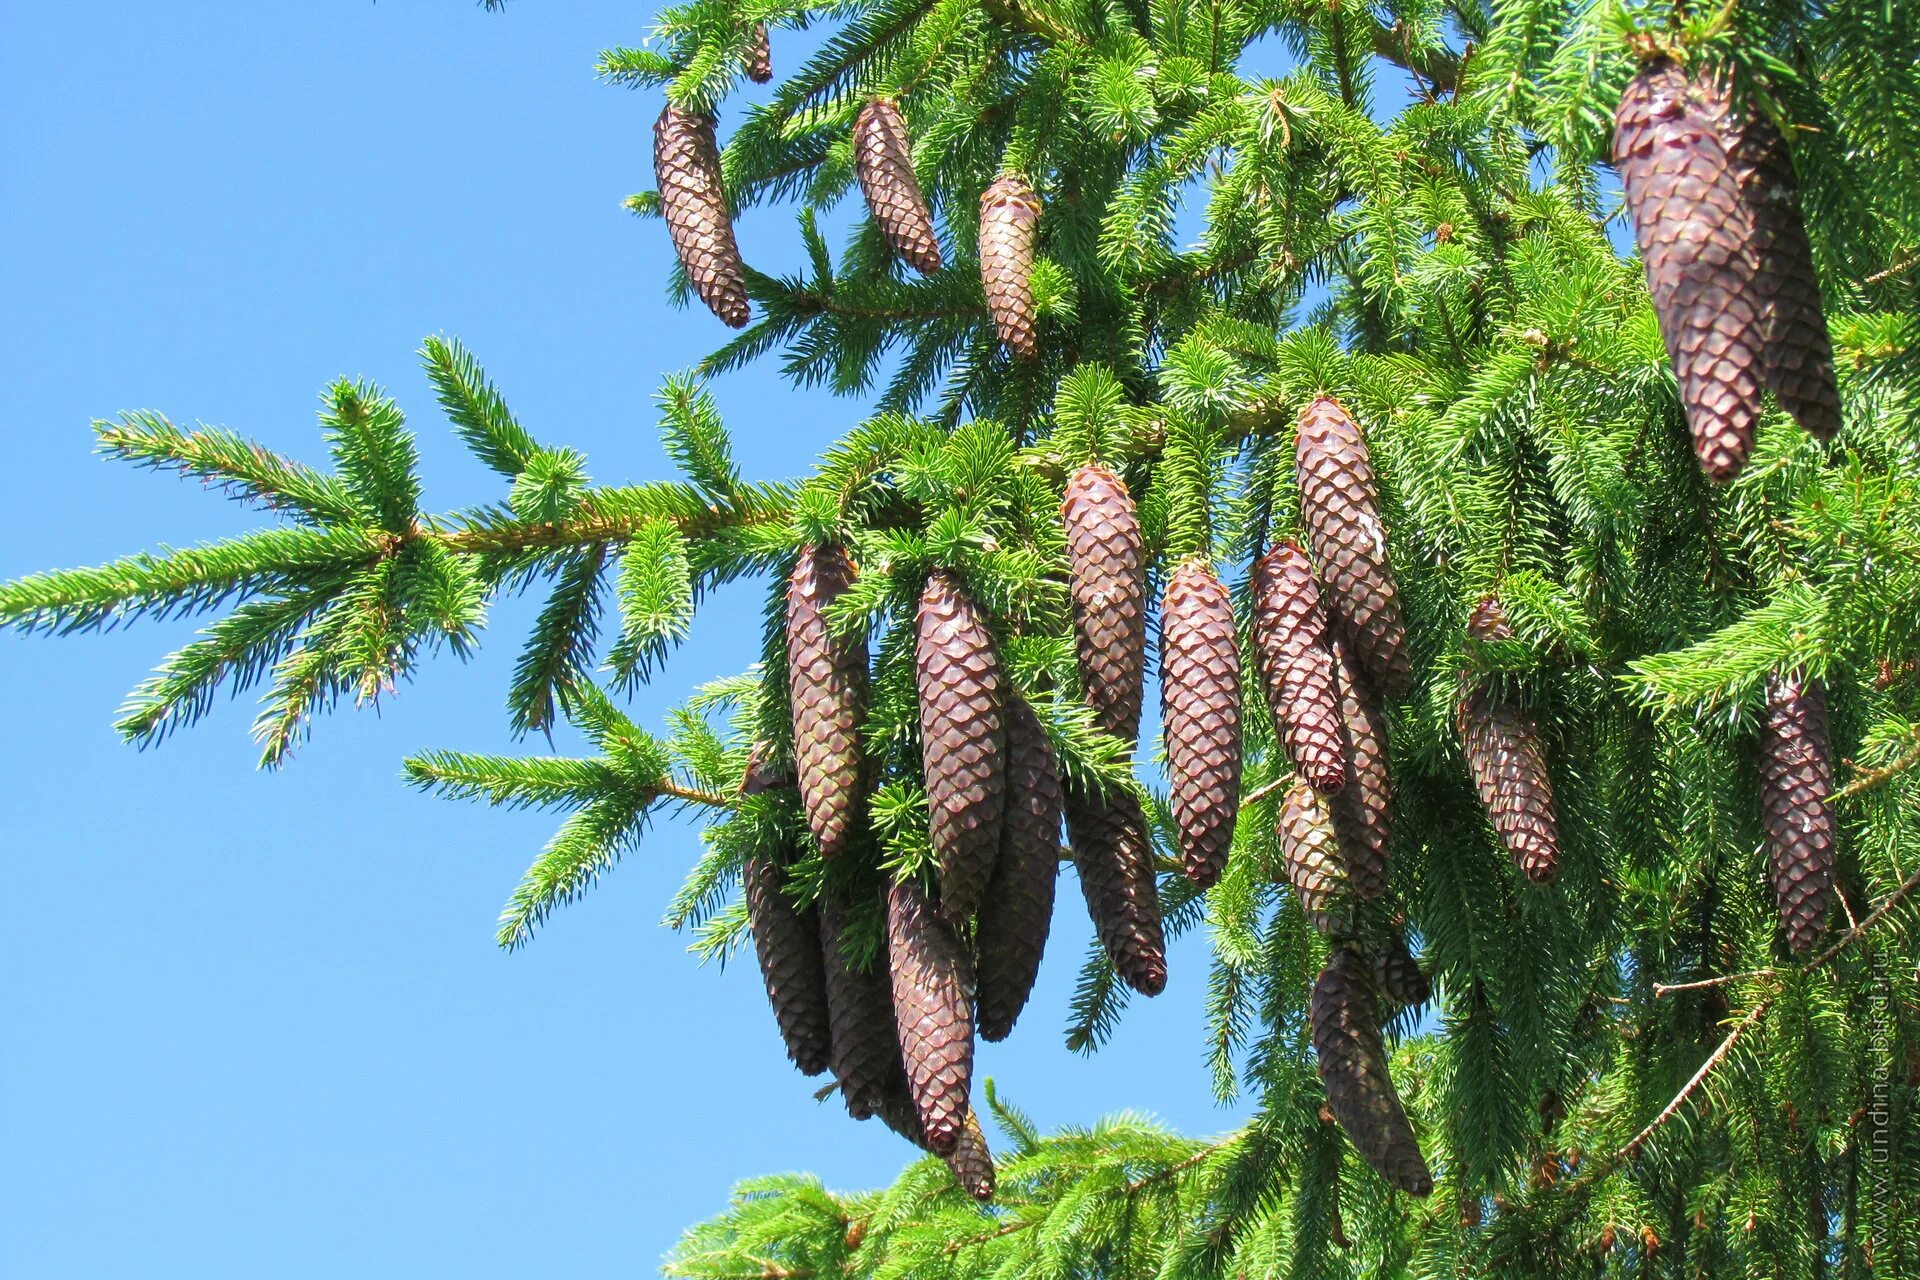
[1312,948,1434,1196]
[1062,464,1147,744]
[974,692,1061,1041]
[980,174,1042,359]
[1252,543,1347,793]
[1277,779,1353,937]
[819,892,901,1120]
[1294,396,1413,699]
[1328,638,1392,900]
[745,23,772,84]
[1372,931,1431,1009]
[915,570,1007,924]
[1064,782,1168,996]
[1457,600,1559,884]
[1757,673,1837,953]
[787,544,867,858]
[886,876,975,1154]
[1161,561,1244,888]
[653,105,751,328]
[1613,60,1764,481]
[743,853,833,1076]
[855,100,943,276]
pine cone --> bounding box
[1160,561,1244,888]
[819,892,901,1120]
[1372,931,1431,1010]
[1757,673,1837,953]
[980,174,1042,359]
[1064,782,1168,996]
[743,853,832,1076]
[1328,638,1392,900]
[653,105,751,329]
[745,22,772,84]
[1252,543,1347,793]
[886,875,976,1154]
[1311,948,1434,1196]
[1294,397,1413,699]
[1457,601,1559,884]
[1277,779,1353,937]
[873,1080,996,1201]
[739,739,794,796]
[1613,60,1764,481]
[915,570,1007,924]
[787,544,868,858]
[975,691,1061,1041]
[1061,464,1147,744]
[855,100,943,276]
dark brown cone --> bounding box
[1252,543,1347,793]
[873,1081,997,1201]
[653,105,751,329]
[1757,674,1837,953]
[1328,639,1392,900]
[975,692,1061,1041]
[1721,100,1842,442]
[1277,779,1353,937]
[742,853,832,1076]
[1061,464,1147,744]
[886,876,975,1154]
[1457,603,1559,884]
[1613,61,1764,481]
[745,22,772,84]
[855,100,943,276]
[915,570,1007,924]
[787,544,868,858]
[1064,782,1167,995]
[1161,561,1244,888]
[980,174,1042,359]
[1312,949,1434,1195]
[819,893,901,1121]
[1294,397,1413,699]
[1372,932,1431,1009]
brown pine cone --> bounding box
[738,739,794,796]
[819,892,901,1120]
[1064,782,1168,996]
[915,570,1007,924]
[787,544,867,858]
[1311,948,1434,1196]
[974,691,1061,1041]
[872,1080,997,1201]
[1457,602,1559,884]
[980,174,1042,359]
[1252,543,1347,793]
[1061,464,1148,744]
[1757,673,1837,953]
[855,99,943,276]
[1613,60,1764,481]
[745,22,772,84]
[886,875,976,1154]
[1328,638,1392,900]
[653,105,751,329]
[1372,931,1431,1009]
[1294,397,1413,700]
[1277,779,1353,937]
[742,853,832,1076]
[1160,561,1244,888]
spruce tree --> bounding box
[5,0,1920,1275]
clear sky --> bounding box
[0,5,1252,1276]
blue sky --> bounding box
[0,6,1252,1276]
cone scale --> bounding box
[1328,638,1392,900]
[820,892,902,1121]
[980,174,1042,359]
[1065,782,1167,996]
[1160,562,1244,888]
[1457,600,1560,884]
[1311,948,1434,1196]
[1061,464,1148,745]
[885,875,976,1155]
[1277,778,1353,937]
[1757,673,1837,953]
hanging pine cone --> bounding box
[980,174,1042,359]
[787,544,867,858]
[1061,464,1147,744]
[974,691,1061,1042]
[653,105,751,329]
[739,739,793,796]
[1277,779,1353,937]
[1311,948,1434,1196]
[855,99,943,276]
[1757,673,1837,953]
[1252,543,1347,794]
[1294,396,1413,700]
[1457,599,1559,884]
[1064,782,1168,996]
[743,852,833,1076]
[1161,561,1244,888]
[1328,638,1392,900]
[885,875,976,1154]
[1613,59,1764,481]
[1372,931,1431,1010]
[915,570,1007,924]
[745,22,772,84]
[819,892,901,1121]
